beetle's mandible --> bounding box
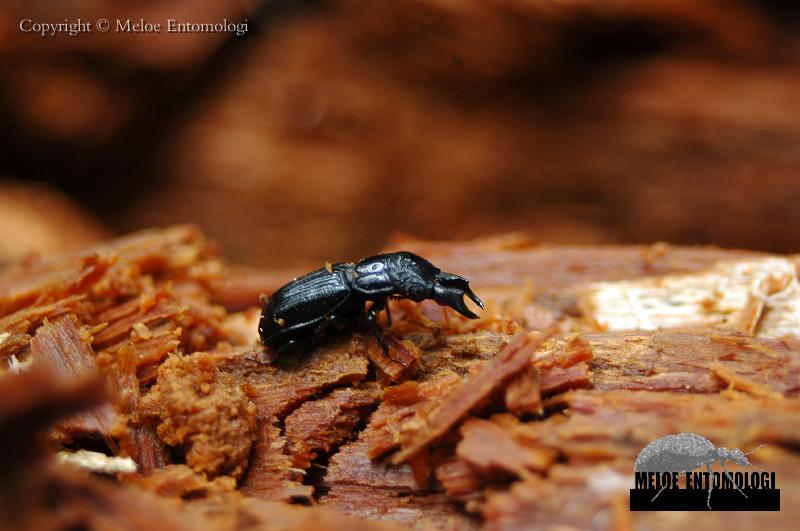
[259,251,484,355]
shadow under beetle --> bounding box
[259,251,484,355]
[635,432,762,510]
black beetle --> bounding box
[259,251,484,354]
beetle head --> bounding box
[729,448,751,466]
[716,447,751,466]
[432,272,485,319]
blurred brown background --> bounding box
[1,0,799,267]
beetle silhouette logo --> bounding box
[629,432,779,511]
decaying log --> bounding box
[2,225,799,530]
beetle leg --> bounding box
[367,300,388,352]
[651,467,691,503]
[650,479,671,502]
[705,463,714,510]
[313,319,329,342]
[721,460,748,499]
[277,339,299,356]
[385,298,392,328]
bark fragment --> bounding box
[285,384,381,469]
[392,331,554,465]
[29,314,116,438]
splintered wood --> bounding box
[584,257,800,337]
[2,226,799,530]
[285,384,381,469]
[391,332,554,465]
[29,315,116,438]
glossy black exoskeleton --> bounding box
[259,251,484,355]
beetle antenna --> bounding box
[746,444,766,470]
[745,444,765,457]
